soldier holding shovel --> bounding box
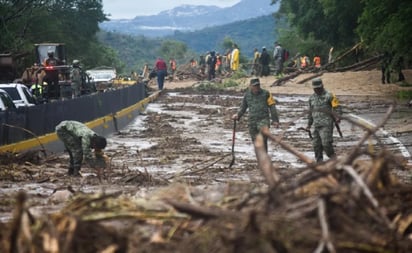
[231,78,280,154]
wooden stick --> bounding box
[334,54,382,72]
[314,198,336,253]
[163,198,236,219]
[270,70,303,86]
[261,128,314,165]
[2,123,47,156]
[297,71,325,84]
[342,105,394,165]
[340,165,393,229]
[254,133,279,188]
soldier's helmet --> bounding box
[312,78,323,88]
[250,78,260,86]
[72,59,80,66]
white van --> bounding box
[0,83,37,108]
[0,89,17,111]
[86,67,116,91]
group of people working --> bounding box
[253,42,323,78]
[57,76,341,177]
[28,50,85,100]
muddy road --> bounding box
[1,86,410,220]
[1,82,412,252]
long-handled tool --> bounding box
[228,120,237,168]
[298,127,313,139]
[335,122,343,138]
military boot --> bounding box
[68,165,74,175]
[72,165,82,177]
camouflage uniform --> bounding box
[56,120,101,175]
[307,85,341,162]
[70,64,82,97]
[236,88,279,151]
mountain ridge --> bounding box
[100,0,279,37]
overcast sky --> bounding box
[102,0,241,19]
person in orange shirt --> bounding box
[215,53,222,75]
[313,55,321,68]
[169,58,177,81]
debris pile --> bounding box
[272,42,383,86]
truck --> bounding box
[1,43,96,101]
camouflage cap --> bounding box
[250,78,260,86]
[312,78,323,88]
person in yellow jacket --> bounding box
[230,44,240,71]
[252,48,261,76]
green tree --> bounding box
[273,0,362,48]
[273,0,411,63]
[158,40,187,62]
[0,0,112,71]
[222,36,235,52]
[357,0,412,58]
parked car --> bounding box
[0,89,17,111]
[0,83,37,107]
[86,67,116,91]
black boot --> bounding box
[72,165,81,177]
[68,165,74,175]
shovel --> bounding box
[229,120,237,168]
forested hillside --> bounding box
[273,0,411,65]
[168,15,279,57]
[98,14,279,73]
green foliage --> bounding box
[357,0,412,59]
[193,81,227,91]
[98,32,197,75]
[221,37,236,52]
[274,0,362,48]
[193,77,246,91]
[98,32,162,72]
[222,79,240,88]
[396,90,412,100]
[273,0,412,65]
[158,41,187,61]
[231,70,248,80]
[276,27,330,62]
[0,0,111,73]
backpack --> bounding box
[282,48,289,61]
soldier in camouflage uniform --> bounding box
[306,78,342,162]
[232,78,280,152]
[56,120,107,176]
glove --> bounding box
[94,149,108,169]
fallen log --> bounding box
[335,54,383,72]
[297,71,325,84]
[323,42,363,70]
[270,70,303,86]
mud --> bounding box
[1,71,412,251]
